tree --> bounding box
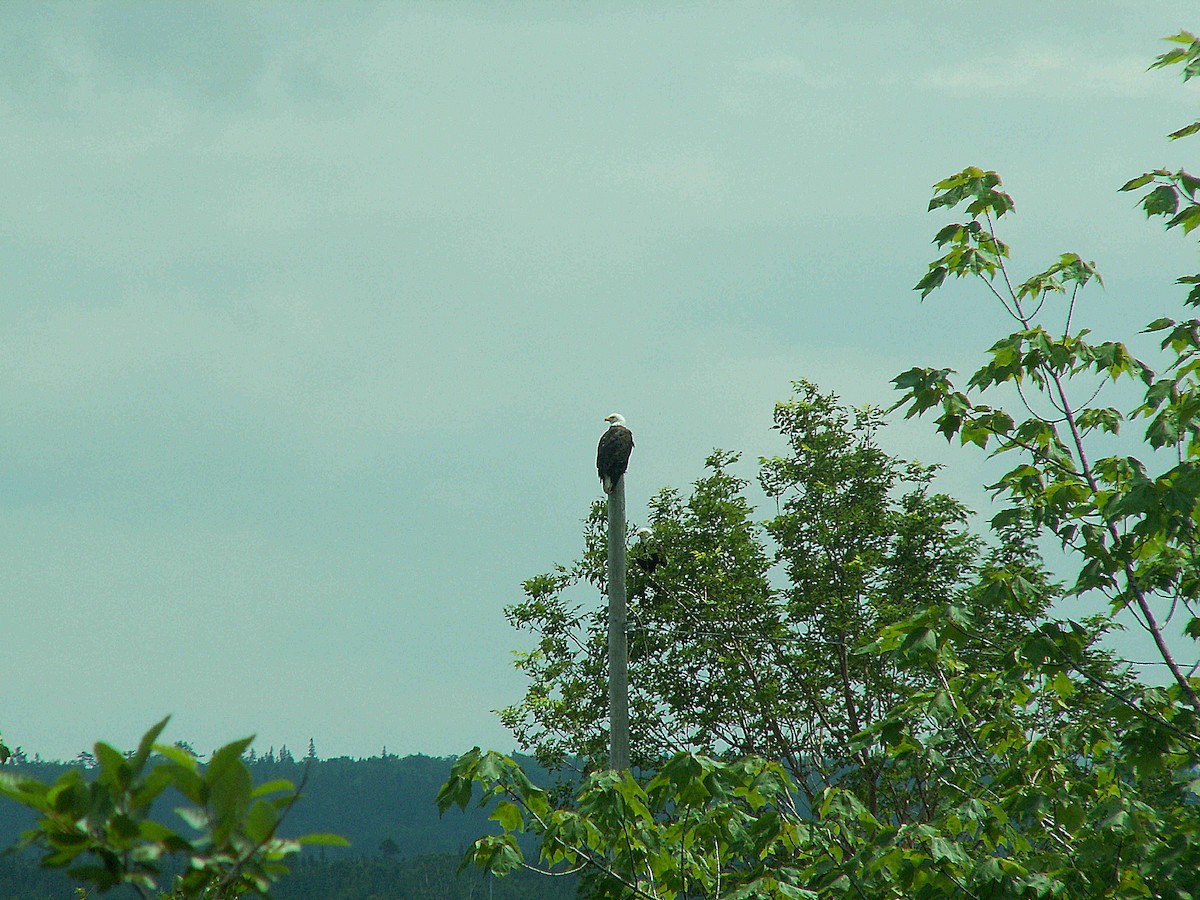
[501,383,1070,818]
[0,718,346,898]
[448,401,1121,899]
[173,741,199,759]
[442,29,1200,900]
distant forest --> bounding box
[0,853,576,899]
[0,749,576,899]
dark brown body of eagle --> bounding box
[597,413,634,494]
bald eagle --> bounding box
[597,413,634,494]
[633,527,663,574]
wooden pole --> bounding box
[606,474,630,771]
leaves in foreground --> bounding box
[0,718,347,899]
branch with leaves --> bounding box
[0,718,346,899]
[895,148,1200,714]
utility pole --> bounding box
[606,473,630,771]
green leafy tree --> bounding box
[438,747,806,900]
[0,718,346,898]
[447,397,1122,899]
[501,382,1035,813]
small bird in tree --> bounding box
[597,413,634,494]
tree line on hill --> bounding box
[0,852,576,900]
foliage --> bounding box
[438,748,810,900]
[0,718,346,899]
[442,29,1200,900]
[501,381,1046,815]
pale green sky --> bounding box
[2,1,1198,760]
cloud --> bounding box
[729,53,841,90]
[913,46,1159,99]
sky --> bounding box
[2,1,1199,762]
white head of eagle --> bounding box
[597,413,634,494]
